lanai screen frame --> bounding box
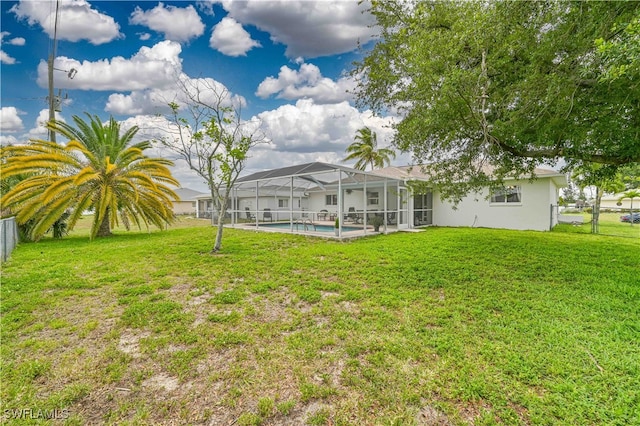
[229,162,407,237]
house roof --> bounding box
[372,165,566,185]
[236,162,389,184]
[228,162,566,196]
[174,187,206,201]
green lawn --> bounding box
[553,211,640,238]
[1,221,639,425]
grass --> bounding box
[1,217,639,425]
[554,211,640,238]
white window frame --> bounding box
[367,191,379,206]
[325,194,338,206]
[278,198,289,208]
[490,185,522,205]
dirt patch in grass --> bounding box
[117,330,150,358]
[142,373,180,392]
[416,405,452,425]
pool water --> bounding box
[257,222,361,233]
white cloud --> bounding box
[0,135,20,145]
[111,100,402,190]
[196,0,216,16]
[8,36,26,46]
[251,99,397,162]
[37,41,183,91]
[256,62,355,104]
[0,32,24,65]
[25,109,65,140]
[0,51,16,65]
[209,17,261,57]
[138,32,151,41]
[219,0,378,58]
[105,74,247,116]
[130,3,205,43]
[0,107,24,132]
[10,0,121,45]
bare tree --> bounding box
[159,77,266,252]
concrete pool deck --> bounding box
[229,220,401,240]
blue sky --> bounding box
[1,0,403,191]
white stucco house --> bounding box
[599,193,638,210]
[375,165,568,231]
[173,188,206,215]
[195,162,567,236]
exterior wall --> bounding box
[173,200,197,215]
[600,197,637,209]
[197,193,309,220]
[308,184,397,219]
[252,196,309,221]
[549,180,560,228]
[432,178,557,231]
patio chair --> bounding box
[318,209,328,220]
[263,208,273,222]
[245,207,255,220]
[345,207,357,223]
[387,212,397,225]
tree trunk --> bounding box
[591,187,602,234]
[212,213,225,253]
[97,211,112,237]
[211,192,227,253]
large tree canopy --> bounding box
[354,1,640,199]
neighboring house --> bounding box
[196,162,567,232]
[600,194,637,210]
[173,188,206,215]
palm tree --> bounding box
[1,114,179,239]
[343,127,396,171]
[618,189,640,226]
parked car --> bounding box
[620,212,640,223]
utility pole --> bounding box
[48,54,56,143]
[47,0,60,143]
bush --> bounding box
[370,216,384,231]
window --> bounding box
[278,199,289,208]
[367,191,379,205]
[491,185,521,204]
[325,194,338,205]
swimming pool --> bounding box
[256,222,362,233]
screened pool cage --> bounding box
[211,162,412,238]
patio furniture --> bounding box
[245,207,255,220]
[263,208,273,222]
[345,207,357,223]
[318,209,328,220]
[387,212,397,225]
